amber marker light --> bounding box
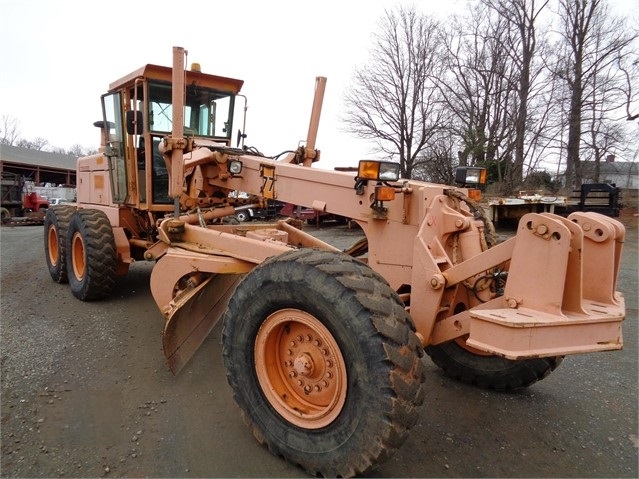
[467,189,483,201]
[375,185,396,202]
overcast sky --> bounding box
[0,0,636,170]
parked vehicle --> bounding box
[48,198,73,206]
[43,46,626,477]
[235,199,285,222]
[1,172,49,224]
[279,202,349,225]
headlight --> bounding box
[357,160,400,182]
[228,160,243,175]
[454,166,486,185]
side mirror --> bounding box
[126,110,144,135]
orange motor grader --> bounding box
[44,47,626,477]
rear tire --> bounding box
[426,340,563,391]
[44,205,75,283]
[222,249,426,477]
[66,209,117,301]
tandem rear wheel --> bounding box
[65,209,117,301]
[44,205,75,283]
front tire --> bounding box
[44,205,75,283]
[426,192,560,391]
[66,209,116,301]
[426,340,563,391]
[222,249,426,477]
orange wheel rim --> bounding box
[254,308,347,429]
[47,226,59,266]
[71,232,86,280]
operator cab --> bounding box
[99,63,244,210]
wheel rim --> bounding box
[47,225,59,266]
[71,232,86,280]
[254,308,347,429]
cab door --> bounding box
[101,91,127,204]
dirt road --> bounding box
[1,216,637,478]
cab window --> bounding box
[147,82,234,141]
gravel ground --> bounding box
[1,212,637,478]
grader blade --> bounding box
[162,274,242,375]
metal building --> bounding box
[0,144,76,187]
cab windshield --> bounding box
[147,81,234,139]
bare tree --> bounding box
[49,146,69,155]
[411,134,458,184]
[582,46,633,181]
[437,4,517,186]
[617,52,639,164]
[440,0,553,192]
[486,0,550,185]
[342,5,443,178]
[555,0,637,188]
[0,115,21,146]
[50,144,97,156]
[16,137,49,150]
[617,51,639,121]
[67,144,86,157]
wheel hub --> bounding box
[293,352,314,377]
[254,309,347,429]
[285,335,335,393]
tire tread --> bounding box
[67,209,116,301]
[44,205,75,283]
[426,342,563,391]
[223,248,426,477]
